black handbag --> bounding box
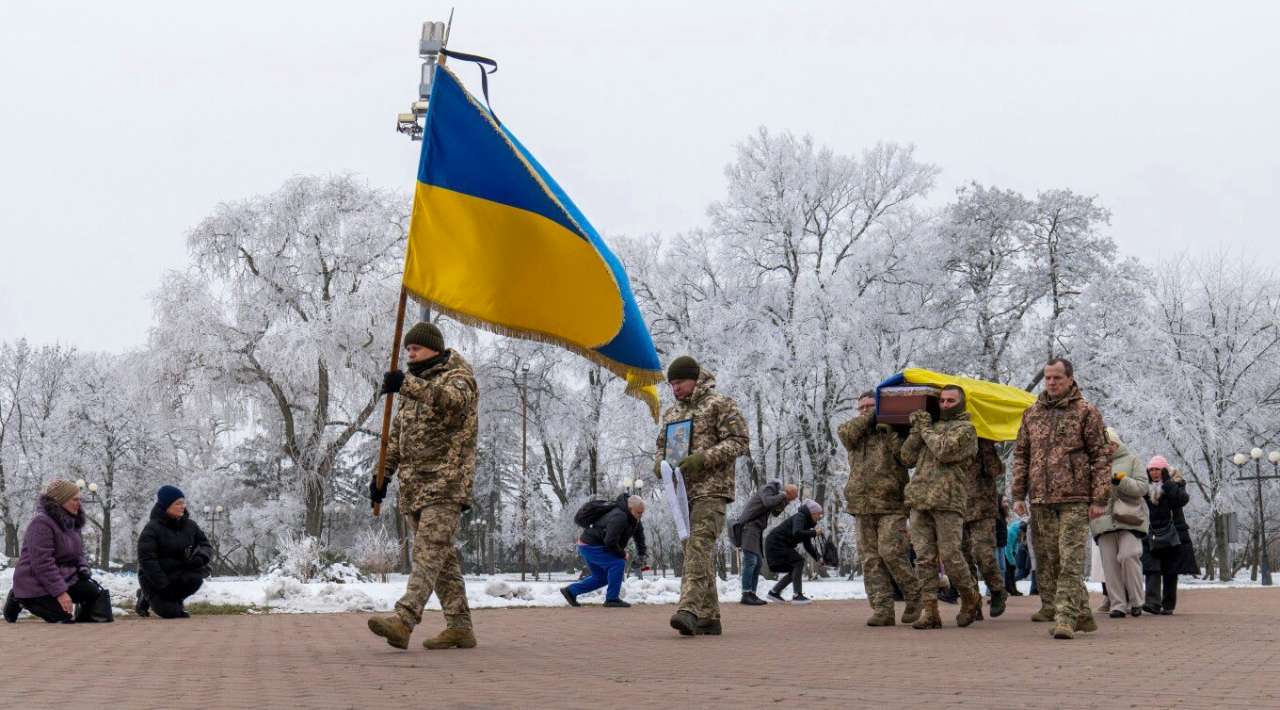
[817,534,839,568]
[1150,521,1180,552]
[73,575,114,623]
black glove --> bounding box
[380,370,405,395]
[370,472,393,506]
[189,553,211,569]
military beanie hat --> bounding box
[666,355,700,382]
[404,322,445,352]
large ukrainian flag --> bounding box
[877,368,1036,441]
[404,65,663,418]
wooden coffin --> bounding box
[876,385,940,426]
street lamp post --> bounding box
[1233,449,1279,586]
[519,364,530,582]
[202,505,228,571]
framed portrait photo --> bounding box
[663,419,693,465]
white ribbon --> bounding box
[660,461,691,541]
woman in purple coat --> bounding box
[3,479,112,623]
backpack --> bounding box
[573,499,614,528]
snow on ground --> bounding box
[2,565,1276,617]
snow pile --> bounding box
[483,578,535,601]
[318,562,366,584]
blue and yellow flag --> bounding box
[404,65,663,418]
[877,368,1036,441]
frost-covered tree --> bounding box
[151,175,408,538]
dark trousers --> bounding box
[144,573,205,618]
[16,576,109,623]
[567,545,626,601]
[770,559,805,597]
[741,551,762,594]
[1145,572,1178,611]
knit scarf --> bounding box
[1148,476,1163,504]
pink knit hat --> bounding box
[1147,455,1170,471]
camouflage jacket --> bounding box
[962,439,1005,522]
[654,370,750,503]
[837,412,910,515]
[901,411,978,514]
[1011,386,1110,507]
[385,351,479,512]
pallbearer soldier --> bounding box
[961,438,1010,619]
[901,385,983,629]
[1011,358,1111,640]
[837,391,923,626]
[367,322,480,651]
[655,356,750,636]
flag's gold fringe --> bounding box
[405,289,663,421]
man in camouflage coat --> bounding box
[900,385,983,629]
[655,356,750,636]
[1012,358,1111,640]
[961,438,1009,619]
[367,322,479,651]
[838,391,922,626]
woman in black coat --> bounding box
[1140,459,1196,615]
[765,501,823,604]
[136,486,214,618]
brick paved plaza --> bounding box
[4,589,1278,709]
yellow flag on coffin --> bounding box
[877,368,1037,441]
[403,65,663,419]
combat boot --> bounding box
[1031,604,1056,622]
[1074,613,1097,633]
[367,615,412,650]
[422,627,477,650]
[989,588,1008,618]
[911,598,942,629]
[697,618,722,636]
[1052,623,1074,640]
[955,588,983,628]
[669,609,699,636]
[900,598,922,625]
[866,608,896,627]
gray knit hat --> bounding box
[803,500,823,516]
[44,479,80,505]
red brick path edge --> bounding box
[3,589,1277,709]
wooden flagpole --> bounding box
[373,286,409,517]
[374,16,453,516]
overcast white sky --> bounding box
[2,1,1277,352]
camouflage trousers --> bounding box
[395,503,472,631]
[962,518,1006,595]
[857,513,921,612]
[910,509,978,598]
[678,497,726,621]
[1030,502,1090,625]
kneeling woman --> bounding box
[765,500,823,604]
[136,486,213,618]
[4,479,113,624]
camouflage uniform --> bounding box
[837,412,920,614]
[385,351,479,631]
[961,439,1006,596]
[1011,385,1111,628]
[655,370,749,623]
[901,410,980,601]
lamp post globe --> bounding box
[76,479,86,489]
[87,483,98,493]
[1269,451,1280,465]
[1233,453,1249,466]
[1251,447,1264,460]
